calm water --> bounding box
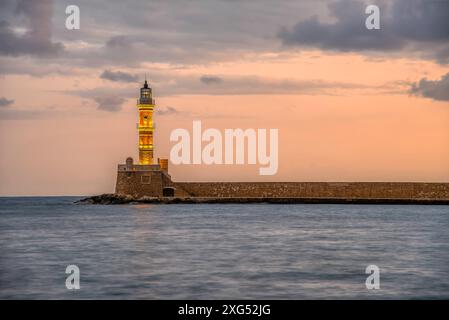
[0,197,448,299]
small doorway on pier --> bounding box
[163,187,175,197]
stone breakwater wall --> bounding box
[115,169,449,200]
[174,182,449,199]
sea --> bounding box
[0,196,448,299]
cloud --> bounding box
[278,0,449,63]
[0,97,14,107]
[100,70,139,83]
[5,0,446,79]
[93,96,126,112]
[200,75,224,85]
[0,104,66,120]
[0,0,63,57]
[1,0,448,79]
[157,106,181,116]
[390,0,449,42]
[105,35,133,49]
[0,55,80,76]
[66,73,374,100]
[160,74,370,96]
[0,108,46,120]
[279,0,402,51]
[410,73,449,102]
[42,0,321,69]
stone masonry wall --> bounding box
[116,171,164,198]
[116,168,449,200]
[174,182,449,199]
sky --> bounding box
[0,0,448,195]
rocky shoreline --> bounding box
[75,193,449,205]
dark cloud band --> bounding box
[279,0,449,64]
[0,97,14,107]
[411,73,449,102]
[100,70,139,83]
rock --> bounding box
[75,194,449,205]
[75,193,134,205]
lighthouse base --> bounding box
[115,160,177,198]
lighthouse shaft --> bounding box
[138,81,155,165]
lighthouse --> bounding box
[138,80,155,165]
[116,81,171,197]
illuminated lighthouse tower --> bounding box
[137,80,155,165]
[116,81,170,197]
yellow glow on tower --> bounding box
[137,80,155,165]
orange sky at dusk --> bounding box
[1,51,448,195]
[0,0,448,195]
